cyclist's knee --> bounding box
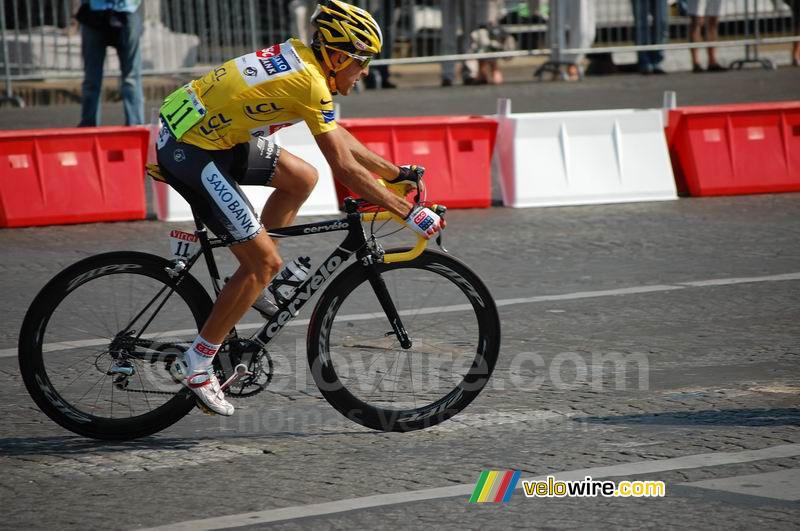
[298,163,319,198]
[286,160,317,200]
[251,252,282,284]
[239,256,281,287]
[231,234,283,286]
[275,154,318,199]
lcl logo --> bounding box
[199,113,233,136]
[244,102,285,122]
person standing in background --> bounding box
[688,0,727,72]
[441,0,496,86]
[365,0,397,89]
[561,0,597,81]
[76,0,144,126]
[290,0,317,43]
[631,0,669,74]
[789,0,799,66]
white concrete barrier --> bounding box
[496,101,678,208]
[152,122,340,222]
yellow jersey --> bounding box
[178,38,337,150]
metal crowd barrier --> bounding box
[1,0,799,106]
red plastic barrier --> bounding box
[0,126,149,228]
[336,116,498,208]
[666,102,800,196]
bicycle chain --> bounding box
[121,386,178,396]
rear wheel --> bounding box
[18,252,213,440]
[307,249,501,432]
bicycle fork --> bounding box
[365,266,412,350]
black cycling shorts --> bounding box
[156,123,281,245]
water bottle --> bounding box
[224,276,279,318]
[269,256,312,306]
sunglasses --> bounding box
[348,52,373,68]
[329,46,373,69]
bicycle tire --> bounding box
[307,249,501,432]
[19,251,213,440]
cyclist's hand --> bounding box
[405,205,442,239]
[387,164,424,191]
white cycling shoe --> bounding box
[170,358,234,416]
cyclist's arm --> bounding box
[338,125,400,181]
[315,128,411,218]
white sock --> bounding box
[185,336,221,374]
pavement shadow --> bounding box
[576,407,800,427]
[0,435,201,457]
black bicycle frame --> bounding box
[187,198,411,350]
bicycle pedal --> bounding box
[220,363,252,391]
[195,398,217,416]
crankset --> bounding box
[217,338,274,398]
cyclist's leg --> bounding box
[239,136,318,232]
[262,149,318,231]
[157,130,282,414]
[157,136,283,345]
[200,232,281,343]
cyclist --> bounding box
[150,0,443,416]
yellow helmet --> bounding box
[312,1,383,64]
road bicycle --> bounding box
[18,178,501,440]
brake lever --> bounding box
[433,205,448,253]
[436,230,448,253]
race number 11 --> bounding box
[168,230,200,259]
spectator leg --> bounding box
[794,3,800,64]
[631,0,651,72]
[650,0,668,68]
[116,10,144,126]
[440,0,458,83]
[706,16,719,66]
[690,15,704,67]
[79,24,107,127]
[563,0,596,79]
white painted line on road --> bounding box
[139,444,800,531]
[494,284,683,308]
[681,469,800,501]
[4,270,799,360]
[678,272,800,287]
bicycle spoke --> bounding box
[58,353,109,393]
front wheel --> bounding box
[307,249,501,432]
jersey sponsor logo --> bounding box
[256,136,277,158]
[269,122,295,135]
[256,44,280,59]
[202,65,227,84]
[156,123,171,150]
[236,53,270,86]
[320,98,332,105]
[321,109,336,123]
[236,41,305,86]
[201,162,260,239]
[243,102,285,122]
[260,55,292,76]
[199,112,233,136]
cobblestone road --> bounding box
[1,193,799,529]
